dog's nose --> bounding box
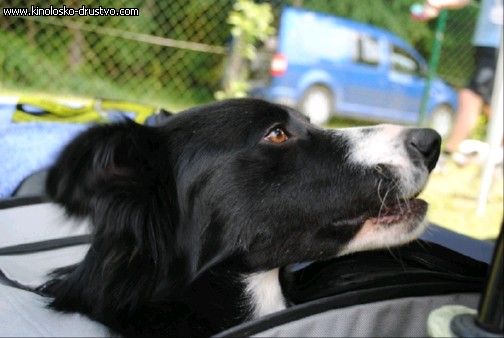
[405,128,441,172]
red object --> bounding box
[411,13,429,21]
[270,53,287,77]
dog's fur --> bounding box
[43,98,440,336]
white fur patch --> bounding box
[340,217,428,256]
[344,124,408,169]
[336,124,429,198]
[243,268,286,319]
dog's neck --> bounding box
[243,268,287,319]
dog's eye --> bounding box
[265,128,288,143]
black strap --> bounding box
[0,196,50,209]
[0,234,92,296]
[0,235,92,256]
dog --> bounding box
[42,98,440,336]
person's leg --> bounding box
[444,47,497,154]
[444,88,483,153]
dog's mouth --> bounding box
[366,198,428,226]
[338,197,429,257]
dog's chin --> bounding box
[339,198,428,256]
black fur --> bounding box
[43,98,437,336]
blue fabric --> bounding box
[0,103,90,198]
[472,0,503,48]
[421,223,495,263]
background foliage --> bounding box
[1,0,479,111]
[216,0,276,99]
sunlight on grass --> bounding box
[420,161,503,240]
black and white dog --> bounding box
[43,98,440,336]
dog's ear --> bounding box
[46,121,175,219]
[46,121,180,309]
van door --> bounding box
[387,44,426,123]
[343,33,393,118]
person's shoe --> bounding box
[451,151,473,166]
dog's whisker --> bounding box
[377,179,384,203]
[376,179,385,217]
[387,246,406,270]
[400,192,413,213]
[395,195,404,214]
[376,179,392,218]
[416,238,431,252]
[379,187,394,218]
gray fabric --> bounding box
[0,202,483,337]
[0,202,91,288]
[0,244,89,288]
[0,283,110,337]
[0,202,91,247]
[0,202,106,337]
[252,293,480,337]
[13,170,48,197]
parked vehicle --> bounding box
[248,7,458,137]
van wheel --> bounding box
[299,86,333,125]
[428,105,454,138]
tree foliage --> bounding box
[216,0,276,99]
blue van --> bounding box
[248,7,458,137]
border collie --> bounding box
[43,98,440,336]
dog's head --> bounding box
[47,98,440,289]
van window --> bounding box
[297,24,357,61]
[354,35,380,66]
[391,45,421,75]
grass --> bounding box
[420,161,503,240]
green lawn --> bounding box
[420,160,503,240]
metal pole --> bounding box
[419,9,448,127]
[450,221,504,337]
[477,36,503,216]
[476,222,504,334]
